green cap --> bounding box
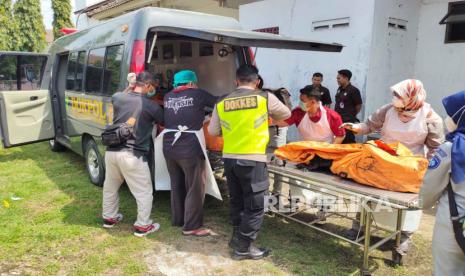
[173,70,198,87]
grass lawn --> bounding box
[0,142,433,275]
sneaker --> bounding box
[233,244,271,260]
[134,223,161,237]
[103,213,123,228]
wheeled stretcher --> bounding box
[267,164,421,276]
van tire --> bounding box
[49,139,66,152]
[84,139,105,187]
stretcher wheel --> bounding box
[392,250,403,266]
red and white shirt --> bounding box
[285,105,345,142]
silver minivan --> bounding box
[0,7,342,186]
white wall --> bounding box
[240,0,376,140]
[414,0,465,117]
[364,0,421,117]
[74,0,101,29]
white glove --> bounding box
[127,73,136,85]
[339,123,361,133]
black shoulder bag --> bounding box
[101,122,134,147]
[447,182,465,255]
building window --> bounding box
[388,17,408,31]
[103,45,124,95]
[440,1,465,43]
[312,17,350,31]
[85,48,105,93]
[253,27,280,35]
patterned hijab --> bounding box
[390,79,427,116]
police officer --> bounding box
[208,65,291,260]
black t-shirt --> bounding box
[163,88,217,159]
[335,83,363,123]
[304,84,332,106]
[108,91,164,155]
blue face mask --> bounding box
[299,101,307,111]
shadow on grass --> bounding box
[3,143,378,275]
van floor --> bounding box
[0,142,434,275]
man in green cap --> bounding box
[154,69,220,236]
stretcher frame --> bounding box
[267,165,421,276]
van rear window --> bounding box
[85,48,105,93]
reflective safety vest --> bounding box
[216,90,269,155]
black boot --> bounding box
[232,235,270,260]
[228,226,240,249]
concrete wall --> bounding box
[74,0,103,29]
[240,0,376,140]
[414,0,465,117]
[364,0,421,117]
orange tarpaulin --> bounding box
[275,141,428,193]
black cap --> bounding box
[300,85,321,101]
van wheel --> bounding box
[49,138,66,152]
[84,139,105,187]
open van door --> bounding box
[150,26,344,52]
[0,52,54,148]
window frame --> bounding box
[83,43,125,96]
[443,1,465,44]
[102,44,125,95]
[74,50,86,91]
[0,54,48,91]
[65,52,78,91]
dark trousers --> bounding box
[166,155,206,231]
[224,158,269,241]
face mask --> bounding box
[392,97,404,108]
[445,116,457,133]
[146,89,157,98]
[299,101,307,111]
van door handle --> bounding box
[30,96,38,101]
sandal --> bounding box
[182,228,212,237]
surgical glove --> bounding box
[340,123,361,133]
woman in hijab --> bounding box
[420,90,465,275]
[341,79,444,255]
[342,79,444,158]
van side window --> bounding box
[75,51,85,91]
[0,56,18,91]
[85,48,105,94]
[66,52,78,90]
[103,45,124,95]
[0,55,46,91]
